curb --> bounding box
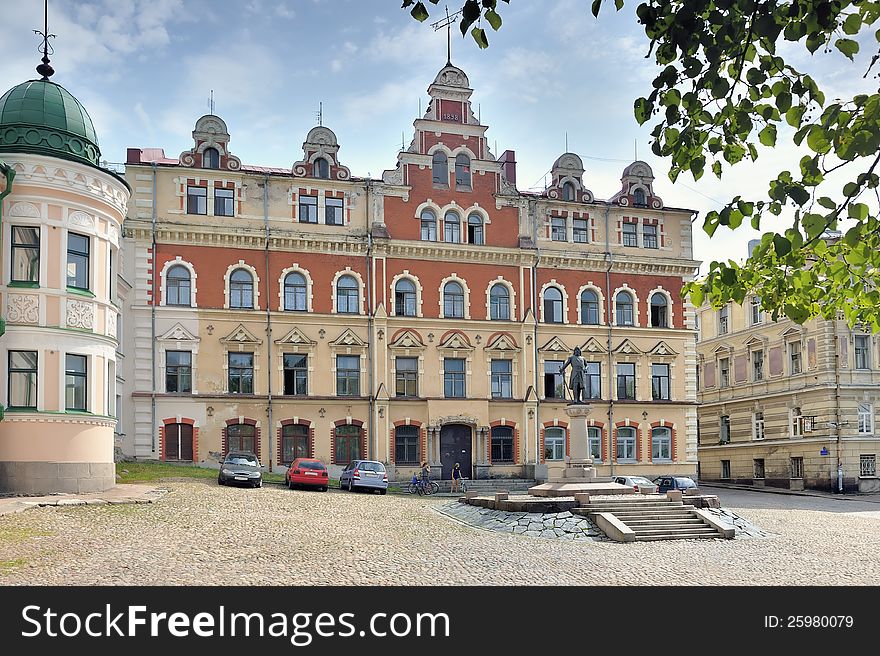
[698,482,880,504]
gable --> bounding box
[484,332,519,352]
[158,322,198,342]
[580,337,605,355]
[220,323,262,344]
[613,339,642,355]
[538,336,571,353]
[438,330,473,351]
[274,326,315,346]
[648,340,678,356]
[388,329,426,349]
[329,328,367,348]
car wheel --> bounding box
[287,479,293,490]
[380,489,387,495]
[218,477,224,486]
[348,479,354,492]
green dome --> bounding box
[0,79,101,167]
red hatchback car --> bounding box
[286,458,329,491]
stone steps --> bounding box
[633,532,720,542]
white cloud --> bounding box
[275,3,296,19]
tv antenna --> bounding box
[431,6,463,65]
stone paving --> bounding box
[437,502,605,540]
[1,480,879,585]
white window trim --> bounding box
[611,284,640,327]
[539,280,569,324]
[752,412,765,441]
[277,264,314,312]
[544,426,566,461]
[331,267,366,315]
[485,277,517,321]
[646,286,674,328]
[390,271,424,318]
[223,260,260,310]
[651,426,672,462]
[858,402,874,435]
[159,256,198,308]
[438,274,471,319]
[576,283,605,325]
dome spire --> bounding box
[33,0,56,80]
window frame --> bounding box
[789,341,802,375]
[298,195,318,224]
[719,415,730,443]
[7,350,37,409]
[214,187,234,217]
[165,350,192,393]
[313,157,330,179]
[454,153,471,190]
[166,264,192,307]
[394,279,417,317]
[186,185,207,215]
[616,362,636,400]
[282,353,308,396]
[325,197,344,225]
[580,290,600,325]
[336,355,360,397]
[854,335,871,370]
[227,352,254,394]
[719,357,730,388]
[616,426,637,461]
[753,412,765,440]
[283,272,308,312]
[622,222,638,247]
[543,360,565,400]
[642,223,658,248]
[858,402,873,435]
[615,291,634,326]
[394,425,420,464]
[229,268,254,309]
[649,292,668,328]
[66,232,90,291]
[395,357,419,398]
[10,226,40,284]
[420,210,437,241]
[432,151,448,186]
[443,211,461,243]
[226,423,256,454]
[588,426,602,462]
[489,283,510,321]
[544,427,565,461]
[65,353,88,411]
[651,363,670,400]
[572,218,588,243]
[443,358,466,398]
[202,147,220,169]
[651,427,672,462]
[551,217,567,242]
[752,349,764,381]
[281,424,310,464]
[334,425,362,465]
[490,426,514,463]
[543,286,564,324]
[467,214,484,245]
[490,359,513,399]
[443,281,465,318]
[336,275,359,314]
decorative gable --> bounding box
[292,126,351,180]
[648,341,678,357]
[388,329,426,350]
[745,335,768,348]
[613,339,643,355]
[437,330,474,351]
[274,326,315,347]
[538,336,572,353]
[158,322,199,343]
[329,328,367,348]
[581,337,606,355]
[220,323,262,345]
[484,332,520,353]
[178,114,241,171]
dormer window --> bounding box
[432,152,448,186]
[313,157,329,179]
[455,153,471,189]
[203,147,219,169]
[633,188,647,207]
[562,181,575,201]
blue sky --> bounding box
[1,0,874,271]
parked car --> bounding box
[612,475,658,494]
[286,458,329,491]
[218,451,263,488]
[653,475,698,494]
[339,460,388,494]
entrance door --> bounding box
[440,424,472,480]
[165,423,194,461]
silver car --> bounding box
[613,475,658,494]
[339,460,388,494]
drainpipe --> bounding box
[834,330,842,492]
[603,201,614,477]
[0,161,15,351]
[150,162,158,454]
[529,199,540,471]
[365,180,375,460]
[263,175,274,472]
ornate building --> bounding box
[0,64,129,493]
[696,280,880,492]
[120,64,700,482]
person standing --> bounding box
[420,461,431,492]
[451,462,463,493]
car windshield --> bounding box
[226,456,258,466]
[632,477,653,485]
[676,478,696,488]
[357,461,385,472]
[298,461,325,470]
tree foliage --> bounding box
[402,0,880,329]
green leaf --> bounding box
[773,234,792,256]
[817,197,836,210]
[410,1,429,21]
[843,13,862,35]
[787,185,810,206]
[634,97,650,125]
[758,124,777,147]
[485,8,502,30]
[844,225,862,246]
[785,106,805,128]
[690,287,704,307]
[848,202,869,220]
[471,26,489,48]
[835,38,860,61]
[776,91,792,113]
[591,0,601,17]
[806,126,832,154]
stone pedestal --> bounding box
[548,404,596,483]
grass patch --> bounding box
[0,557,27,574]
[117,461,286,484]
[0,526,52,544]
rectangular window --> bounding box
[325,197,344,225]
[298,195,318,223]
[420,217,437,241]
[543,360,564,399]
[643,223,658,249]
[651,430,671,461]
[11,226,40,283]
[444,217,460,243]
[754,458,765,479]
[283,353,308,396]
[551,217,566,241]
[491,428,514,463]
[718,306,729,335]
[165,351,192,393]
[616,362,636,400]
[585,362,601,399]
[66,233,90,290]
[491,359,513,399]
[228,352,254,394]
[791,407,803,438]
[214,188,234,216]
[720,415,730,444]
[860,454,877,477]
[444,358,466,398]
[588,427,602,462]
[752,350,764,381]
[186,186,207,215]
[753,412,765,440]
[336,355,360,396]
[789,342,802,375]
[854,335,871,369]
[858,402,873,434]
[395,357,418,397]
[750,296,763,325]
[394,426,419,464]
[719,358,730,388]
[651,363,670,400]
[721,459,731,479]
[8,350,37,409]
[572,218,588,243]
[65,353,87,411]
[790,456,804,479]
[622,222,637,247]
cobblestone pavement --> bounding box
[1,481,879,585]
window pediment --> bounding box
[613,339,643,355]
[274,326,316,347]
[538,336,572,353]
[220,323,262,345]
[580,337,606,355]
[648,340,678,356]
[158,322,199,343]
[484,332,520,353]
[388,329,426,350]
[437,330,473,351]
[329,328,367,350]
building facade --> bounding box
[120,64,700,481]
[696,294,880,493]
[0,75,129,493]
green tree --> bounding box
[402,0,880,329]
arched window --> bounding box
[284,272,307,311]
[166,265,191,306]
[491,426,514,463]
[313,157,329,179]
[544,427,565,461]
[336,275,359,314]
[633,187,647,207]
[562,181,575,201]
[226,423,255,454]
[202,147,219,169]
[616,426,637,461]
[490,283,510,320]
[616,291,634,326]
[432,151,448,185]
[229,268,254,309]
[580,289,599,325]
[650,292,668,328]
[394,278,417,317]
[281,424,310,464]
[467,214,484,245]
[443,281,465,318]
[543,286,564,324]
[420,209,437,241]
[455,153,471,189]
[651,426,672,461]
[444,211,461,243]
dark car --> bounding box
[218,451,263,488]
[339,460,388,494]
[653,475,698,494]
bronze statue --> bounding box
[560,347,589,404]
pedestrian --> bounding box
[420,461,431,492]
[451,462,463,493]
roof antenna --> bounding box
[401,131,405,151]
[317,101,323,127]
[209,89,215,115]
[431,5,462,66]
[634,138,638,161]
[34,0,56,80]
[565,131,569,153]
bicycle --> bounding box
[407,475,433,495]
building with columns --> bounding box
[119,63,701,482]
[0,68,129,493]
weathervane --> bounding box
[34,0,56,80]
[431,5,463,66]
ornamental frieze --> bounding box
[6,294,39,324]
[66,298,95,330]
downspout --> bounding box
[529,199,540,472]
[365,181,375,460]
[150,162,157,454]
[263,175,274,472]
[0,161,16,346]
[603,201,614,477]
[834,330,842,492]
